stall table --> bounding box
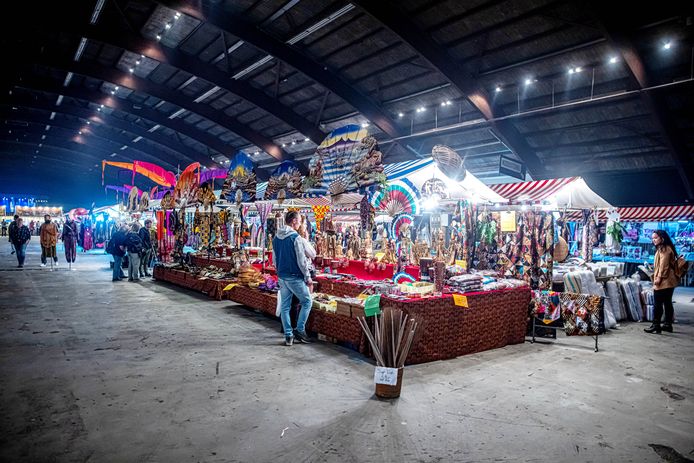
[152,266,232,301]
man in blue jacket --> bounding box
[273,210,313,346]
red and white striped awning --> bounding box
[490,177,578,203]
[565,205,694,222]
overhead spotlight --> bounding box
[609,56,618,64]
[281,143,286,147]
[440,101,446,107]
[86,121,90,125]
[254,151,260,155]
[111,91,115,94]
[416,106,426,113]
[568,68,575,74]
[78,131,83,135]
[304,137,310,141]
[441,100,452,106]
[115,86,119,90]
[100,104,104,108]
[156,34,162,41]
[360,122,368,128]
[129,68,135,73]
[165,23,172,30]
[135,59,141,65]
[575,66,582,73]
[495,86,502,93]
[97,107,101,111]
[663,40,672,50]
[291,140,296,145]
[174,12,181,19]
[398,112,404,118]
[524,78,534,86]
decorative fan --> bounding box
[432,144,466,181]
[303,125,384,197]
[421,178,449,200]
[139,192,150,211]
[127,186,139,211]
[391,213,414,239]
[265,161,303,200]
[160,191,175,210]
[222,152,257,203]
[370,178,421,217]
[393,272,416,284]
[174,162,200,207]
[196,182,217,209]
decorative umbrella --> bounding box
[391,213,414,239]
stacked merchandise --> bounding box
[606,281,628,321]
[641,289,654,321]
[447,274,484,293]
[482,278,528,291]
[617,279,643,322]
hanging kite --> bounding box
[302,124,385,197]
[102,160,176,187]
[370,178,421,217]
[222,152,257,204]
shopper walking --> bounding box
[645,230,679,334]
[273,210,314,346]
[8,215,19,255]
[125,223,144,282]
[9,217,31,268]
[61,217,78,265]
[39,214,59,267]
[138,219,153,278]
[1,220,7,236]
[107,224,128,281]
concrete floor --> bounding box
[0,239,692,463]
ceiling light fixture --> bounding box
[495,86,502,93]
[663,40,672,50]
[164,23,172,30]
[281,143,286,147]
[156,34,162,41]
[398,112,404,118]
[304,137,310,141]
[360,122,368,128]
[129,68,134,73]
[609,56,618,64]
[291,140,296,145]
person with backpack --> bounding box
[9,217,31,268]
[138,219,153,278]
[108,223,128,282]
[645,230,680,334]
[125,223,144,282]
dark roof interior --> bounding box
[1,0,692,208]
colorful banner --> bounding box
[222,152,257,203]
[265,161,303,201]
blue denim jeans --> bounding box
[15,242,27,266]
[112,255,124,280]
[278,277,312,337]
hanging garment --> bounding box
[83,225,93,251]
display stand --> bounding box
[530,316,599,352]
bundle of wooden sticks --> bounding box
[357,308,418,368]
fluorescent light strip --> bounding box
[74,37,87,61]
[148,124,161,132]
[287,4,354,45]
[153,101,166,109]
[90,0,106,24]
[110,153,117,157]
[55,95,64,106]
[211,40,245,64]
[45,125,50,131]
[233,55,273,79]
[120,145,128,150]
[63,72,73,87]
[41,135,46,140]
[49,112,56,120]
[177,76,197,90]
[231,5,353,80]
[168,108,186,119]
[193,85,221,103]
[132,136,143,142]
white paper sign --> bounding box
[374,367,398,386]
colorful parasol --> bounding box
[370,179,421,217]
[302,124,384,197]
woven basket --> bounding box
[554,237,569,262]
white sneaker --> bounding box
[40,263,46,267]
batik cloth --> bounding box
[560,292,605,336]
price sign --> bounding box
[500,211,517,232]
[453,294,468,307]
[374,366,398,385]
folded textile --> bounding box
[606,280,627,321]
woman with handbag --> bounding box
[645,230,679,334]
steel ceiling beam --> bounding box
[1,110,179,170]
[26,53,286,161]
[352,0,548,177]
[159,0,404,139]
[2,94,200,167]
[12,75,233,162]
[58,22,327,144]
[592,7,694,199]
